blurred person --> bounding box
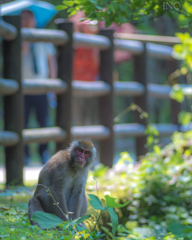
[100,21,136,64]
[70,13,136,125]
[70,13,100,126]
[21,10,57,165]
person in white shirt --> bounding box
[21,10,57,165]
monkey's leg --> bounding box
[68,190,87,222]
[28,197,45,226]
[77,192,88,229]
[49,190,69,221]
[80,192,88,217]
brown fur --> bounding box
[28,140,96,226]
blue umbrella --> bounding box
[1,0,58,28]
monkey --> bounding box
[28,139,96,226]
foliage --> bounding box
[2,130,192,239]
[55,0,192,27]
[169,84,185,103]
[114,103,148,123]
[173,32,192,73]
[144,125,159,148]
[169,83,192,126]
[54,0,192,102]
[30,188,129,238]
[89,130,192,239]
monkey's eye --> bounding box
[85,151,90,155]
[78,148,83,153]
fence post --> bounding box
[99,29,114,167]
[3,16,23,185]
[56,20,73,150]
[134,44,148,159]
[167,60,181,125]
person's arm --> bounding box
[48,54,57,79]
[46,43,57,79]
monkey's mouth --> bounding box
[76,161,85,167]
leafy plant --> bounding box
[88,194,130,236]
[144,124,159,148]
[30,186,130,239]
[2,131,192,239]
[114,103,148,123]
[55,0,192,27]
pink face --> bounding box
[76,147,91,167]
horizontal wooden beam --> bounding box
[181,124,192,132]
[0,19,17,41]
[23,127,66,144]
[3,78,192,100]
[0,124,186,147]
[114,123,145,137]
[153,123,179,136]
[0,78,19,95]
[115,33,180,45]
[114,81,144,96]
[74,32,111,50]
[23,79,67,95]
[114,123,179,138]
[0,131,19,146]
[147,43,173,60]
[22,28,69,46]
[114,39,143,55]
[181,84,192,96]
[73,80,110,97]
[148,84,192,98]
[148,84,171,98]
[71,125,110,140]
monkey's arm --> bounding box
[28,197,45,226]
[67,186,87,220]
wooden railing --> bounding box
[0,16,189,185]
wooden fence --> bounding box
[0,16,191,185]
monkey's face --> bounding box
[75,147,91,168]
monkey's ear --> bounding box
[91,146,96,160]
[67,140,79,154]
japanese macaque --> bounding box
[28,139,96,226]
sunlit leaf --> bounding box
[153,145,161,155]
[107,207,118,236]
[178,111,192,125]
[55,5,68,10]
[31,211,63,229]
[104,195,130,208]
[170,84,184,103]
[88,194,106,211]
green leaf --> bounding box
[88,194,106,211]
[31,211,63,229]
[168,223,192,235]
[63,1,74,7]
[145,125,159,136]
[89,0,97,5]
[153,145,161,155]
[107,207,118,236]
[170,84,184,103]
[73,214,91,224]
[178,111,192,125]
[54,5,68,10]
[104,195,130,208]
[105,19,112,28]
[108,4,116,13]
[183,228,192,234]
[68,8,77,17]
